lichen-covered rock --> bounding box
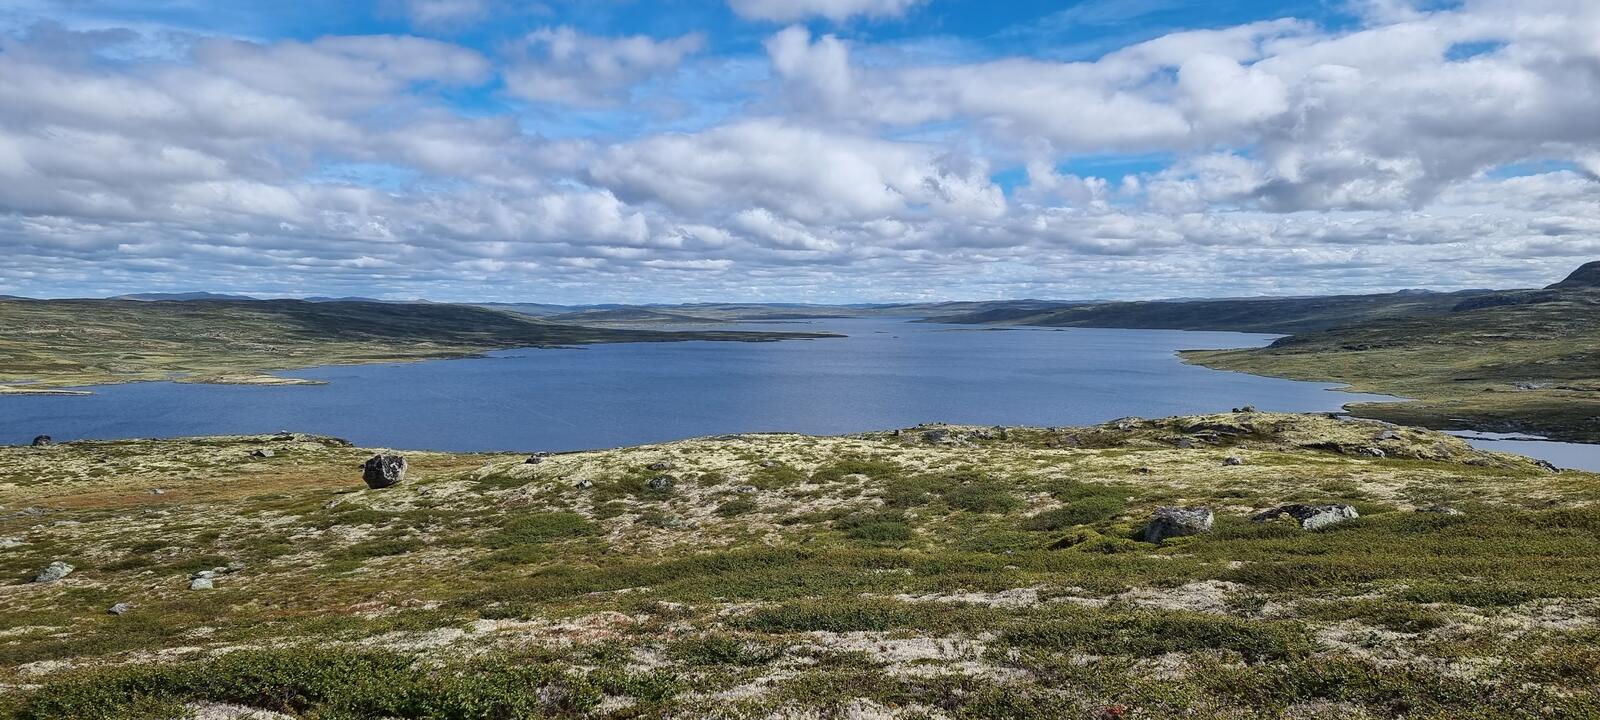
[362,454,407,489]
[1418,505,1464,516]
[108,602,133,615]
[1358,447,1386,458]
[647,460,675,471]
[190,577,214,591]
[1252,504,1359,530]
[33,561,73,583]
[646,475,676,491]
[31,435,53,447]
[250,448,274,458]
[1224,456,1244,466]
[1142,506,1215,543]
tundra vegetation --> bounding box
[1,413,1597,718]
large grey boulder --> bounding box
[1252,504,1359,530]
[33,561,73,583]
[31,435,53,447]
[1142,507,1215,544]
[362,454,407,489]
[646,475,676,491]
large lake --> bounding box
[2,318,1596,470]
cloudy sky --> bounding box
[1,0,1597,302]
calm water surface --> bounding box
[2,318,1595,470]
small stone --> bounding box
[735,485,759,494]
[1233,405,1257,413]
[190,577,214,591]
[1358,447,1387,458]
[108,602,133,615]
[1132,467,1153,475]
[226,561,247,573]
[647,460,675,471]
[759,459,783,469]
[573,478,594,489]
[31,435,53,447]
[250,449,275,458]
[646,475,676,491]
[1142,506,1215,544]
[193,570,218,580]
[33,560,73,583]
[524,456,542,464]
[1418,505,1464,516]
[1375,430,1402,441]
[1174,438,1194,449]
[1223,456,1244,466]
[362,454,407,489]
[148,488,165,495]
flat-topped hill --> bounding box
[0,299,829,392]
[2,413,1597,718]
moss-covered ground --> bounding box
[1,413,1597,718]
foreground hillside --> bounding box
[2,414,1598,718]
[0,300,826,392]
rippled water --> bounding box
[2,318,1592,471]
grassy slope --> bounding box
[3,413,1599,718]
[0,299,828,391]
[1185,289,1600,443]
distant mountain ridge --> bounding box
[112,292,259,301]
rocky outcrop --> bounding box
[1142,507,1215,544]
[31,435,53,447]
[362,454,407,489]
[33,561,73,583]
[1252,504,1359,530]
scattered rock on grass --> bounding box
[250,449,274,458]
[1142,507,1215,543]
[646,475,676,491]
[1252,504,1359,530]
[1418,505,1464,516]
[33,561,73,583]
[190,577,214,591]
[108,602,133,615]
[1358,447,1386,458]
[1224,456,1244,466]
[362,454,407,489]
[31,435,53,447]
[647,460,675,471]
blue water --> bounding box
[1,319,1409,452]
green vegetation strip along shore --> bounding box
[0,299,833,392]
[2,413,1598,718]
[1184,288,1600,443]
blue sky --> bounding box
[0,0,1596,302]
